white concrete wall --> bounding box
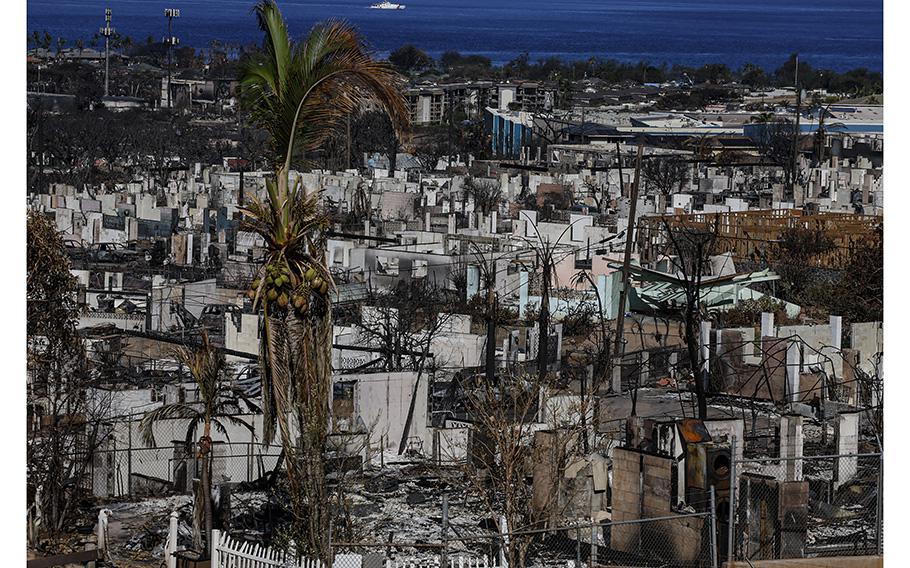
[351,371,430,456]
[224,312,261,357]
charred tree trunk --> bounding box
[485,277,497,383]
[537,256,552,383]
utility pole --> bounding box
[615,141,625,199]
[612,142,643,399]
[164,8,181,109]
[791,53,801,199]
[447,95,454,170]
[99,8,115,98]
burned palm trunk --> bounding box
[199,437,214,555]
[192,478,205,551]
[290,303,334,564]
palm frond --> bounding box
[170,332,224,419]
[240,7,409,172]
[138,404,202,447]
[213,414,259,442]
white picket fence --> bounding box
[212,530,323,568]
[210,530,495,568]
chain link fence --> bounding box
[87,442,284,498]
[72,441,881,568]
[329,513,718,568]
[730,452,882,562]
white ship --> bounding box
[369,1,405,9]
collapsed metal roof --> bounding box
[607,262,800,316]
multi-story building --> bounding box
[493,81,556,112]
[406,80,555,125]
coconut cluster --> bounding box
[247,261,329,316]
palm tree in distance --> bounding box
[239,0,408,559]
[810,102,845,165]
[138,333,258,554]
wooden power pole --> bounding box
[612,142,644,397]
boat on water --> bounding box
[369,1,405,9]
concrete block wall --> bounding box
[850,322,883,376]
[610,448,685,557]
[779,415,804,482]
[610,448,643,553]
[835,412,860,489]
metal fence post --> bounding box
[877,452,883,555]
[727,436,737,565]
[127,420,133,497]
[590,523,598,566]
[575,525,582,568]
[709,486,718,568]
[247,441,253,482]
[441,493,449,568]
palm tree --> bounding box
[810,103,845,165]
[120,35,134,56]
[241,0,408,196]
[239,0,408,559]
[138,334,258,554]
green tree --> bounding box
[739,63,768,88]
[388,44,434,74]
[350,109,401,173]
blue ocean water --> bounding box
[27,0,882,72]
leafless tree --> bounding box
[641,155,689,211]
[456,370,582,568]
[658,214,722,419]
[463,177,503,216]
[355,280,459,454]
[753,119,800,191]
[569,270,615,394]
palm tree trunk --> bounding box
[264,311,307,552]
[269,302,333,563]
[201,454,213,554]
[295,306,333,563]
[200,422,214,556]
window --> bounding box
[376,256,399,276]
[332,381,356,420]
[412,259,428,278]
